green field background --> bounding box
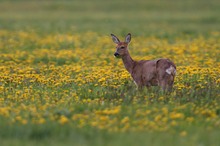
[1,0,220,36]
[0,0,220,146]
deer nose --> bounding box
[114,52,120,57]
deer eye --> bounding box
[120,46,125,49]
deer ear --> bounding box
[125,33,131,43]
[111,34,120,44]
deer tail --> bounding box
[165,65,176,76]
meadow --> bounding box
[0,0,220,146]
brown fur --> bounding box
[111,33,176,91]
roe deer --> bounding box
[111,33,176,91]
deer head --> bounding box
[111,33,131,58]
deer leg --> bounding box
[167,79,174,92]
[137,84,144,91]
[167,74,175,92]
[159,75,174,92]
[159,79,168,91]
[133,80,144,90]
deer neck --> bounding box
[122,51,135,74]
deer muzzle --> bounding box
[114,52,120,58]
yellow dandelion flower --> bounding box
[170,112,185,119]
[59,115,69,125]
[121,117,129,125]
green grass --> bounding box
[0,0,220,146]
[0,121,220,146]
[0,0,220,36]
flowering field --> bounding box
[0,0,220,146]
[0,30,220,145]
